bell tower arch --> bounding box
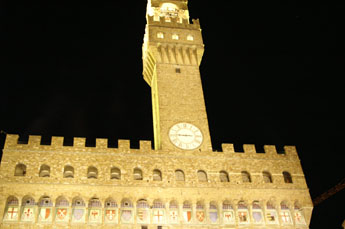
[142,0,212,152]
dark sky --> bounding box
[0,0,344,228]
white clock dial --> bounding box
[169,123,203,150]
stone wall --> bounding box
[0,134,313,228]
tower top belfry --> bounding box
[146,0,190,23]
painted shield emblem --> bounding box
[57,208,67,220]
[73,209,84,221]
[22,207,34,221]
[40,208,51,220]
[253,211,263,222]
[295,212,305,224]
[239,211,248,222]
[210,212,218,223]
[121,210,132,222]
[223,211,234,223]
[137,209,148,222]
[106,210,116,221]
[266,211,278,223]
[281,211,291,223]
[196,211,205,222]
[89,209,100,222]
[5,207,18,220]
[169,210,178,222]
[183,211,191,222]
[153,210,164,223]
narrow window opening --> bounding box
[14,164,26,176]
[283,171,293,183]
[175,68,181,73]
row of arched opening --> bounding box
[13,164,293,184]
[3,195,306,225]
[5,195,303,210]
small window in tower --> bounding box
[187,35,194,41]
[175,68,181,73]
[157,32,164,39]
[172,34,179,40]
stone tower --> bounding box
[0,0,313,228]
[142,0,212,152]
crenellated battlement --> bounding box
[4,134,153,152]
[221,143,299,158]
[3,134,299,160]
[147,15,200,30]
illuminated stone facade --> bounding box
[0,0,313,228]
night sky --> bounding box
[0,0,344,228]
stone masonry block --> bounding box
[96,138,108,149]
[4,134,19,148]
[118,140,130,152]
[284,146,298,156]
[28,135,41,147]
[243,144,256,154]
[51,136,64,147]
[264,145,277,155]
[221,143,235,153]
[140,141,152,151]
[74,137,86,148]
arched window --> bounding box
[197,170,207,182]
[169,200,179,224]
[21,196,36,222]
[187,35,194,41]
[153,169,162,181]
[105,198,117,208]
[121,199,134,223]
[182,201,192,223]
[87,166,98,179]
[237,201,249,224]
[133,168,143,180]
[55,196,69,222]
[137,199,150,224]
[72,197,85,207]
[157,32,164,39]
[88,198,102,223]
[63,165,74,178]
[56,196,69,207]
[39,165,50,177]
[153,199,165,224]
[72,197,86,223]
[38,196,53,222]
[283,171,293,183]
[266,201,278,224]
[222,200,235,224]
[3,196,19,221]
[219,171,230,182]
[39,196,53,207]
[209,201,218,223]
[263,171,273,183]
[14,163,26,176]
[252,201,264,224]
[172,34,179,40]
[110,167,121,180]
[241,171,251,183]
[175,170,185,181]
[196,201,205,223]
[105,198,118,223]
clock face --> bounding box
[169,123,203,150]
